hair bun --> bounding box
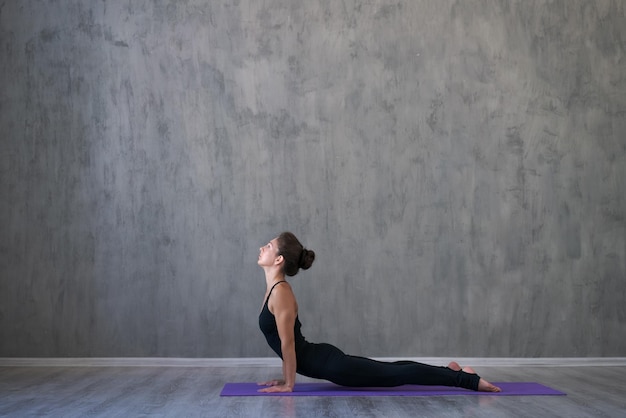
[298,248,315,270]
[277,232,315,276]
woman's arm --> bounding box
[258,285,298,393]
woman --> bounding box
[257,232,501,393]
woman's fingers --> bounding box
[258,384,293,393]
[257,379,284,386]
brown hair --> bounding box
[276,232,315,276]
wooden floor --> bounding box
[1,365,625,417]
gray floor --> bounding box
[1,365,625,417]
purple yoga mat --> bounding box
[220,382,566,397]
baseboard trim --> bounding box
[1,357,625,367]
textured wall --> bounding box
[1,1,625,358]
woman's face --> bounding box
[258,238,280,267]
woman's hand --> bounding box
[257,383,293,393]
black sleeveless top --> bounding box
[258,281,307,358]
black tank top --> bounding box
[258,281,307,358]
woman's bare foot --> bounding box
[447,362,476,374]
[447,362,501,392]
[462,366,476,374]
[478,378,501,392]
[447,361,462,371]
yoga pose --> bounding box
[257,232,501,393]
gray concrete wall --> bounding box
[1,0,624,358]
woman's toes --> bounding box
[478,378,501,392]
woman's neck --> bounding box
[264,268,285,289]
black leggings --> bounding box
[296,343,480,390]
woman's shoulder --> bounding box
[272,281,294,297]
[269,282,297,311]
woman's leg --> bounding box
[302,343,481,390]
[327,354,481,389]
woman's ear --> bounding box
[274,254,284,266]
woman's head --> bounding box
[276,232,315,276]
